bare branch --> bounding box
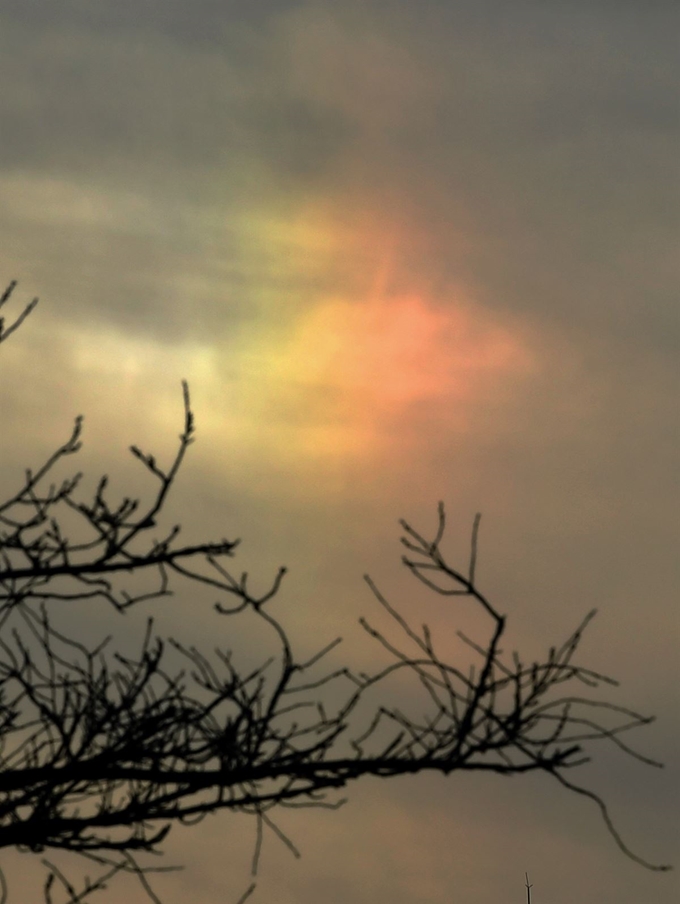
[0,294,670,901]
[0,281,39,345]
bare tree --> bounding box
[0,282,671,902]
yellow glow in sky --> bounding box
[247,287,533,460]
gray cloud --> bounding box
[0,5,677,900]
[1,1,677,352]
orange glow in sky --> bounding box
[277,293,454,406]
[255,291,532,460]
[215,214,536,463]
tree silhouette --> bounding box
[0,282,671,902]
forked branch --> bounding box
[0,282,670,903]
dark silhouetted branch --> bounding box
[0,281,670,903]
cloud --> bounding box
[0,7,676,899]
[1,2,677,355]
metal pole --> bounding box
[525,873,533,904]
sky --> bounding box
[0,1,678,902]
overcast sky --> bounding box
[0,2,678,902]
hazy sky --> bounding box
[0,2,678,902]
